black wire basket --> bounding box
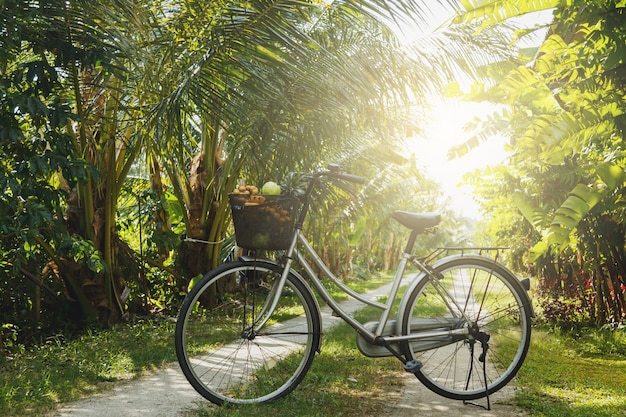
[229,194,299,250]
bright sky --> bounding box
[400,7,554,219]
[405,99,507,219]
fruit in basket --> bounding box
[260,181,281,195]
[230,191,296,250]
[249,195,266,204]
[233,180,259,195]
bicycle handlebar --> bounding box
[295,165,365,227]
[312,164,366,184]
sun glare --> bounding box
[404,98,507,218]
[395,6,553,220]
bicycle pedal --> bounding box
[403,359,423,374]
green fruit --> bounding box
[260,181,281,195]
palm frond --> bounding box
[451,0,560,26]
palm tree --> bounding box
[144,0,516,288]
[1,0,518,329]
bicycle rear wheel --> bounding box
[400,255,532,400]
[175,260,321,405]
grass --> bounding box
[513,326,626,417]
[0,273,395,417]
[314,271,395,303]
[0,318,178,417]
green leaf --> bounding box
[604,50,623,70]
[549,185,599,228]
[349,217,367,247]
[596,162,625,189]
[187,275,203,293]
[513,191,546,231]
[528,239,548,262]
[452,0,561,25]
[540,175,622,256]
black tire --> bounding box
[400,255,532,400]
[175,260,321,405]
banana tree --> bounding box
[456,0,626,324]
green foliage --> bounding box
[0,0,104,343]
[512,162,626,262]
[58,237,107,274]
[452,0,561,26]
[1,0,502,352]
[464,0,626,326]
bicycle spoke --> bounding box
[175,261,320,405]
[402,256,532,401]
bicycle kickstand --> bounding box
[463,332,492,410]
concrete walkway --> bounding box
[53,281,526,417]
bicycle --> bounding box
[174,165,533,407]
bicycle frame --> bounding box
[254,226,473,361]
[175,168,533,406]
[249,168,497,362]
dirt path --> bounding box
[52,282,527,417]
[386,373,526,417]
[53,361,526,417]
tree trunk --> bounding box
[176,122,229,292]
[51,67,129,327]
[150,155,172,265]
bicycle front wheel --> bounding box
[400,255,532,400]
[175,260,321,405]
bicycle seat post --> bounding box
[392,211,440,256]
[404,230,419,256]
[372,228,417,353]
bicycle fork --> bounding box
[243,232,302,336]
[243,259,294,335]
